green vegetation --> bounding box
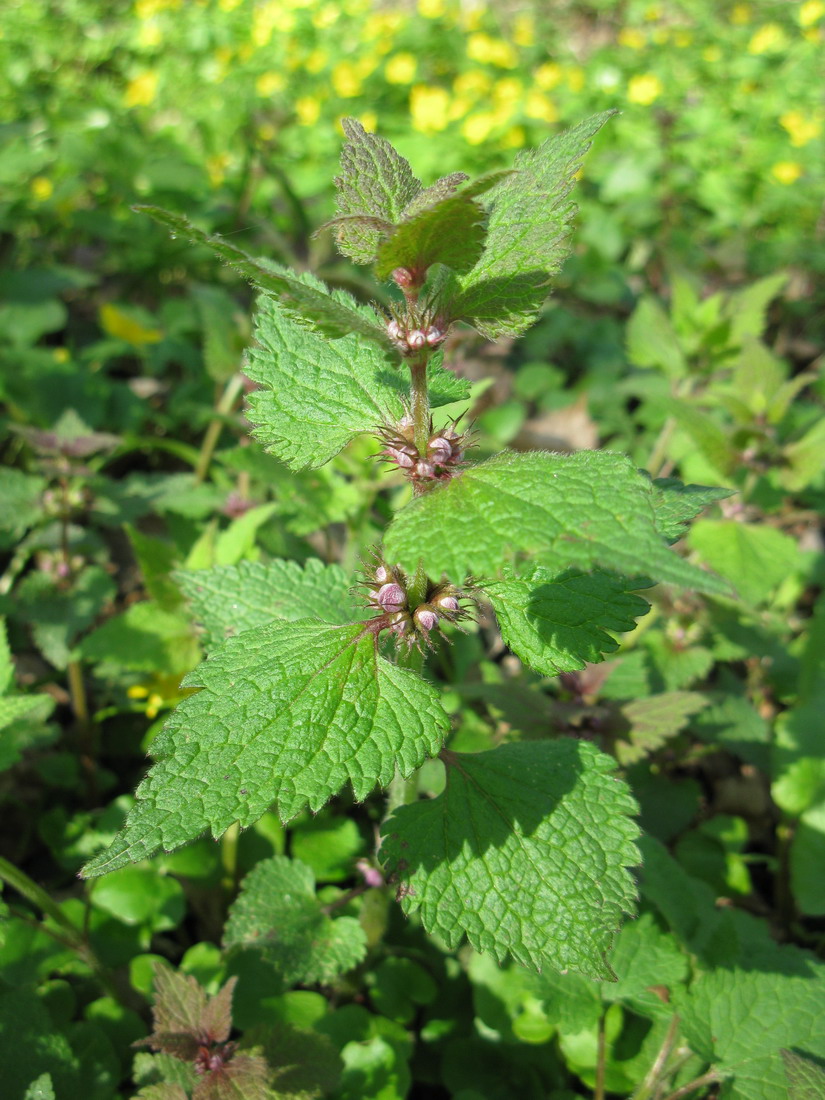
[1,2,824,1099]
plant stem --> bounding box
[408,352,431,459]
[660,1070,721,1100]
[220,821,240,897]
[385,766,417,816]
[67,658,98,800]
[632,1015,681,1100]
[194,372,246,484]
[595,1011,607,1100]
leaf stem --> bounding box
[632,1014,681,1100]
[220,821,241,897]
[595,1010,607,1100]
[194,372,246,484]
[660,1069,721,1100]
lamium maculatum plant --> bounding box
[81,114,732,982]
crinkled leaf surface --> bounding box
[384,450,727,594]
[615,691,708,766]
[677,943,825,1100]
[401,171,469,218]
[449,112,615,338]
[381,739,640,978]
[224,856,367,985]
[144,965,235,1061]
[333,118,422,263]
[485,566,650,676]
[82,621,448,876]
[177,559,359,651]
[135,206,392,352]
[374,171,513,280]
[600,910,689,1018]
[782,1050,825,1100]
[252,1022,342,1100]
[650,478,733,543]
[246,288,468,469]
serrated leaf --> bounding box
[384,450,728,595]
[135,206,393,351]
[650,478,733,543]
[194,1053,271,1100]
[626,296,688,378]
[224,856,367,984]
[333,118,422,264]
[251,1022,342,1099]
[401,172,469,219]
[245,287,467,469]
[81,621,449,877]
[677,941,825,1100]
[381,739,640,978]
[177,559,360,650]
[18,565,116,670]
[0,693,45,731]
[374,171,513,280]
[143,965,236,1060]
[669,399,738,477]
[192,284,245,382]
[600,910,689,1018]
[687,519,803,605]
[485,566,650,677]
[79,600,198,675]
[449,112,615,339]
[0,469,46,546]
[615,692,708,765]
[782,1049,825,1100]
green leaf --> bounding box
[669,399,738,477]
[449,112,615,339]
[224,856,367,984]
[374,171,513,281]
[135,206,393,351]
[614,691,708,766]
[600,910,689,1018]
[79,601,199,676]
[677,941,825,1100]
[381,739,640,978]
[726,272,787,345]
[142,964,236,1061]
[687,519,804,605]
[24,1074,56,1100]
[626,296,688,378]
[401,171,469,218]
[246,285,467,469]
[81,621,449,877]
[177,559,360,651]
[782,1049,825,1100]
[17,566,116,670]
[0,468,45,546]
[191,284,245,382]
[384,450,728,595]
[485,566,650,676]
[333,118,422,264]
[0,616,15,695]
[250,1022,342,1099]
[649,478,733,543]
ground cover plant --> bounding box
[2,4,825,1099]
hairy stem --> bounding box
[661,1069,721,1100]
[632,1015,681,1100]
[594,1011,607,1100]
[408,352,431,460]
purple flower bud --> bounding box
[374,565,389,583]
[414,460,436,479]
[356,859,385,888]
[407,330,426,350]
[426,326,445,346]
[387,320,402,340]
[414,607,439,633]
[392,267,414,287]
[384,445,414,468]
[435,594,459,612]
[377,582,406,612]
[390,612,412,635]
[428,436,452,463]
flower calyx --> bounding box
[377,416,469,486]
[360,560,474,652]
[385,300,448,356]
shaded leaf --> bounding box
[782,1049,825,1100]
[615,692,708,765]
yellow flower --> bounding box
[135,0,181,18]
[410,85,450,132]
[453,69,491,98]
[332,60,363,98]
[525,90,558,123]
[513,14,534,47]
[305,48,328,74]
[800,0,825,26]
[386,53,417,84]
[418,0,445,15]
[503,125,526,148]
[125,70,158,107]
[566,66,585,91]
[219,0,242,10]
[771,161,803,184]
[296,96,321,125]
[358,110,377,132]
[30,176,53,201]
[127,685,149,700]
[618,28,646,49]
[534,61,562,89]
[256,71,285,96]
[781,110,822,147]
[493,76,523,105]
[731,4,751,24]
[627,73,663,105]
[312,4,339,28]
[467,32,517,68]
[748,23,787,54]
[462,111,498,145]
[448,95,473,122]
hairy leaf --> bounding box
[224,856,367,984]
[782,1049,825,1100]
[333,118,422,263]
[135,206,393,351]
[252,1022,342,1100]
[402,171,469,218]
[246,288,468,469]
[177,559,359,651]
[678,942,825,1100]
[615,692,708,766]
[688,519,803,606]
[381,739,640,978]
[142,965,236,1061]
[449,112,615,338]
[82,621,449,876]
[485,566,650,676]
[384,450,728,594]
[375,171,513,280]
[650,478,733,543]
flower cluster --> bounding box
[362,561,473,649]
[378,416,467,486]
